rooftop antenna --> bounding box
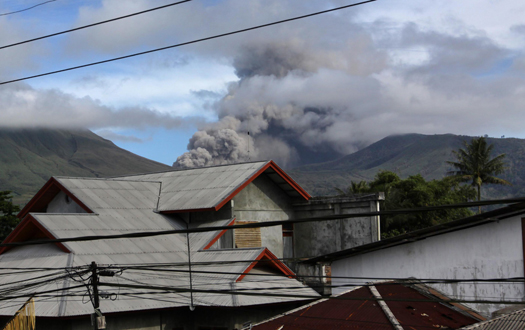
[247,131,250,161]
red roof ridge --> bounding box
[236,247,295,282]
[18,177,94,219]
[0,214,71,255]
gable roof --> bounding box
[251,282,482,330]
[0,161,318,317]
[115,160,310,212]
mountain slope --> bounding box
[290,134,525,198]
[0,128,172,204]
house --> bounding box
[304,200,525,318]
[250,281,484,329]
[0,161,382,329]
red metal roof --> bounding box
[252,287,393,329]
[252,283,480,330]
[375,283,478,330]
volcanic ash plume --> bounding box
[174,116,254,168]
[174,36,388,169]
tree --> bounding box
[383,175,475,237]
[335,180,369,196]
[335,171,475,238]
[0,191,20,242]
[447,137,510,212]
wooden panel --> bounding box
[235,220,261,248]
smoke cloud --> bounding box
[174,13,525,169]
[174,33,389,168]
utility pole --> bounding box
[90,261,106,330]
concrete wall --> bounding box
[47,191,87,214]
[331,215,525,317]
[232,175,296,258]
[293,194,382,259]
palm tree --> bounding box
[447,137,510,212]
[335,180,369,196]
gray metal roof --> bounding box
[0,241,318,317]
[459,309,525,329]
[0,162,318,317]
[56,177,161,212]
[116,161,270,212]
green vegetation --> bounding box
[336,171,476,238]
[0,191,20,242]
[0,128,171,205]
[447,137,510,212]
[291,134,525,200]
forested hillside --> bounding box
[290,134,525,198]
[0,128,171,204]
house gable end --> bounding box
[236,248,295,282]
[213,161,310,212]
[18,177,93,219]
[0,214,71,255]
[159,161,310,214]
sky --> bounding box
[0,0,524,167]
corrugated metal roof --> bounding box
[54,178,161,211]
[188,217,234,251]
[0,243,318,317]
[375,283,479,329]
[459,309,525,330]
[0,161,318,318]
[252,283,481,330]
[117,161,269,212]
[252,286,392,330]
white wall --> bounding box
[332,215,525,317]
[47,191,87,214]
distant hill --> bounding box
[290,134,525,198]
[0,128,172,204]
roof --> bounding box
[17,160,310,217]
[306,200,525,263]
[251,282,482,330]
[0,161,318,317]
[116,160,310,212]
[459,308,525,330]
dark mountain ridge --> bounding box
[0,128,172,204]
[290,133,525,198]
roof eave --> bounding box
[18,177,94,219]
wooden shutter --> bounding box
[234,220,261,248]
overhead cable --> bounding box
[99,282,525,305]
[2,196,524,248]
[119,267,525,284]
[0,0,377,85]
[0,0,57,17]
[0,0,192,50]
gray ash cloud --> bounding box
[173,39,388,169]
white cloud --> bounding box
[2,0,525,166]
[0,83,192,129]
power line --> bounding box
[0,0,377,85]
[119,266,525,284]
[2,196,523,248]
[0,265,522,309]
[99,282,525,305]
[0,0,192,50]
[1,263,521,290]
[0,0,57,17]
